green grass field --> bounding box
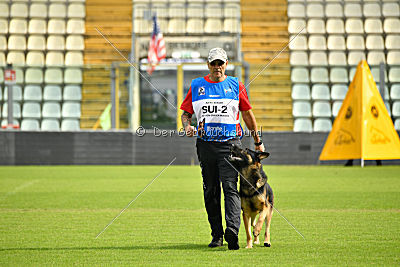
[0,165,399,265]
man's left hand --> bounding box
[255,143,265,152]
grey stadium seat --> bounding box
[382,3,400,17]
[288,4,305,18]
[293,118,312,133]
[311,68,329,83]
[309,51,328,66]
[366,35,385,50]
[23,85,42,102]
[307,19,325,34]
[42,102,61,119]
[313,118,332,132]
[363,3,381,18]
[289,35,307,50]
[347,35,365,50]
[64,68,82,84]
[61,119,80,131]
[346,19,364,34]
[329,51,347,66]
[383,18,400,34]
[390,84,400,100]
[307,3,324,18]
[365,19,383,34]
[288,19,306,35]
[22,102,41,119]
[26,51,45,66]
[45,68,63,84]
[291,84,311,101]
[330,68,349,83]
[387,51,400,65]
[46,52,64,66]
[25,68,44,84]
[327,35,346,50]
[326,19,345,34]
[344,3,362,18]
[28,19,46,34]
[20,119,40,131]
[43,85,62,102]
[312,101,332,118]
[311,84,330,101]
[325,3,343,18]
[389,68,400,83]
[63,85,82,101]
[41,119,60,131]
[331,85,348,101]
[308,35,326,50]
[292,101,312,118]
[62,102,81,118]
[291,67,309,83]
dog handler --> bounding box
[180,48,264,250]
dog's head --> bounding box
[228,144,270,167]
[228,144,270,187]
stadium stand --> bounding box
[288,0,400,132]
[1,0,397,132]
[0,0,84,130]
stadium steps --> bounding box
[82,0,131,129]
[81,66,130,129]
[84,0,132,65]
[81,66,110,128]
[241,0,292,131]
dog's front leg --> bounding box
[264,204,273,247]
[253,207,268,244]
[242,212,253,248]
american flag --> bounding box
[147,15,166,75]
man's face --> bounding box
[207,60,227,81]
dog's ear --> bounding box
[258,151,270,160]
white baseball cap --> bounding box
[208,48,228,63]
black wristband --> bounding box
[254,140,263,146]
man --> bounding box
[180,48,264,250]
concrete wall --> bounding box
[0,130,399,165]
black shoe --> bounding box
[208,236,223,248]
[224,228,239,250]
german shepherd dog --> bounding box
[228,144,274,248]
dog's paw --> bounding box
[253,239,260,245]
[253,230,260,237]
[245,245,253,249]
[264,242,271,247]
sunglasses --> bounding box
[210,60,225,66]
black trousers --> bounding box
[196,138,242,238]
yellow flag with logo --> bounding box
[319,60,400,160]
